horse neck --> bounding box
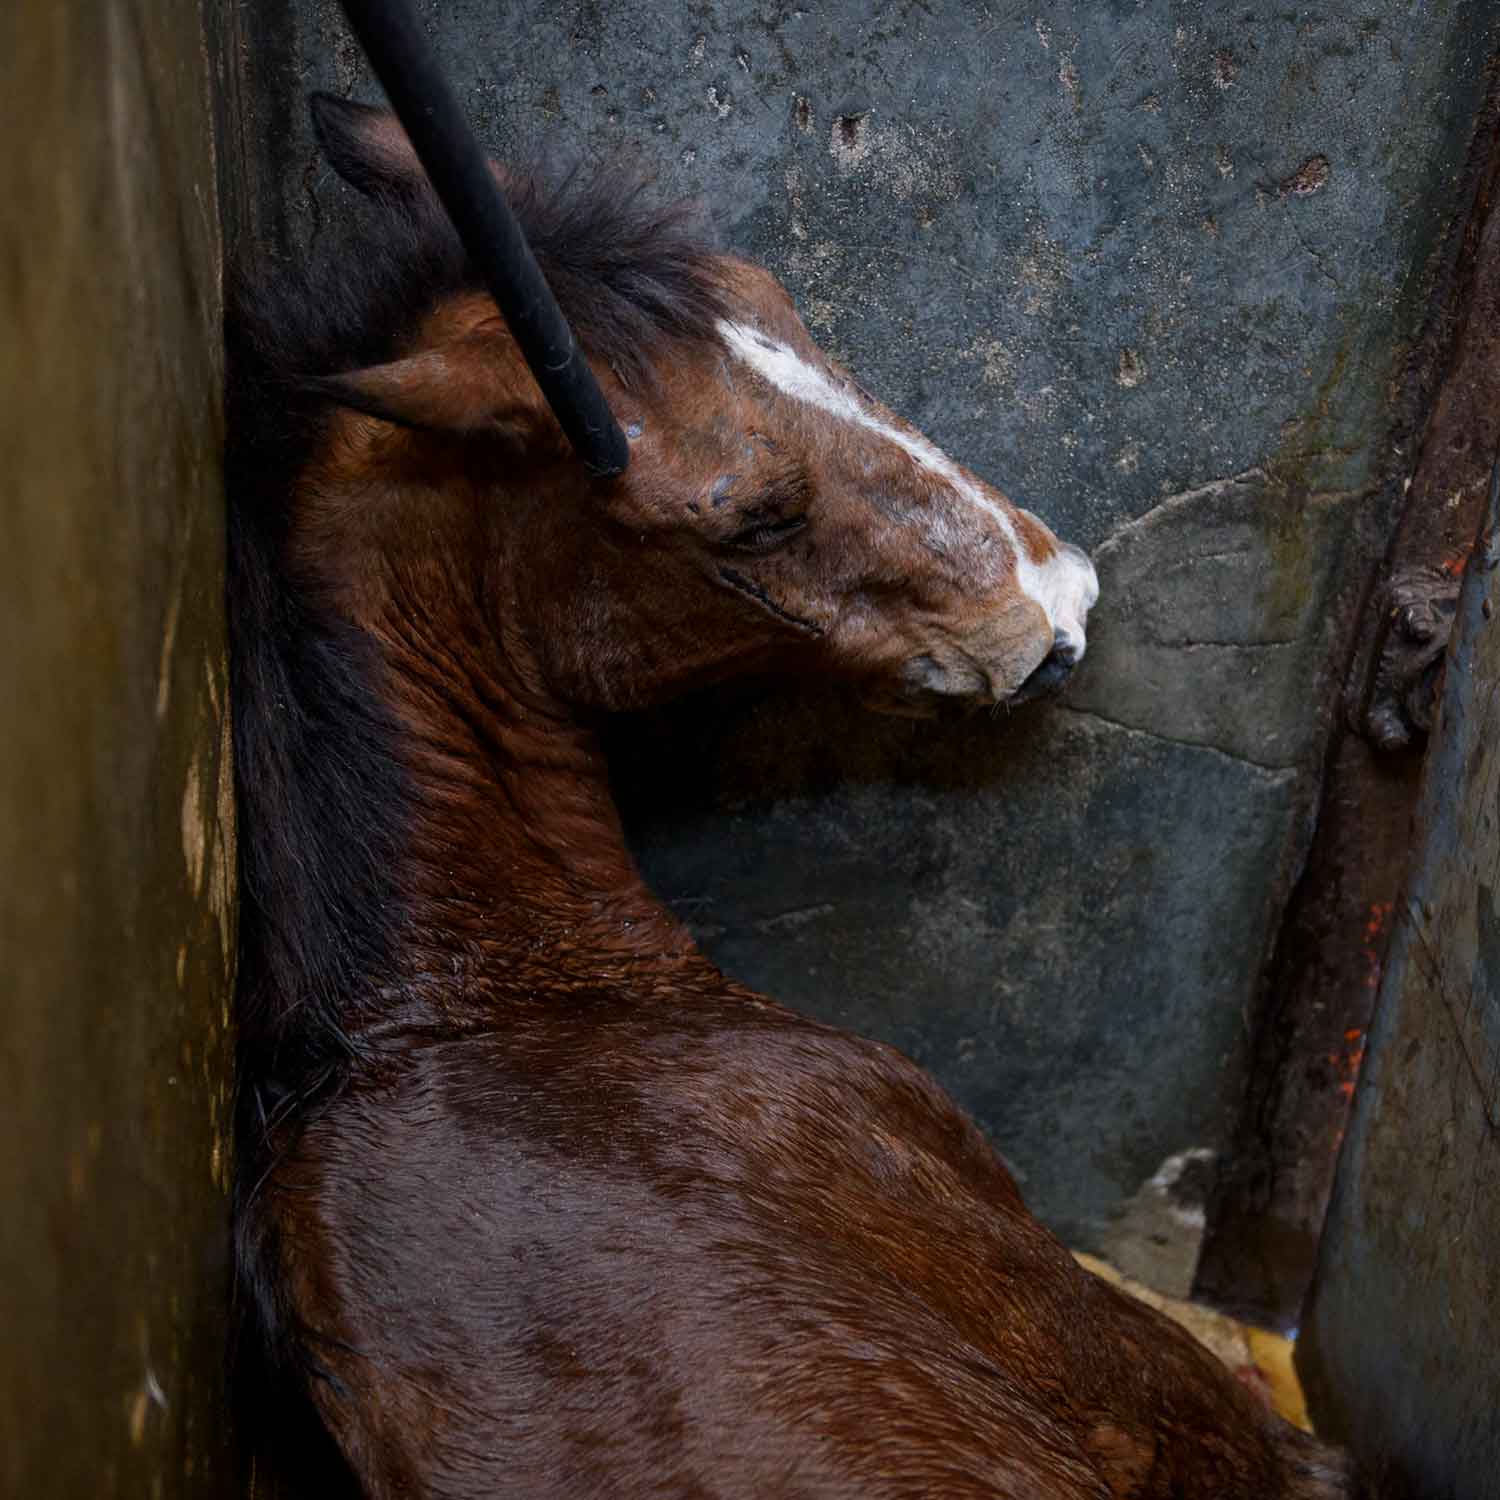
[396,619,700,1001]
[316,469,704,1014]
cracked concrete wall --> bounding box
[249,0,1498,1277]
[0,2,238,1495]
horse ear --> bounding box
[314,327,532,435]
[311,93,425,200]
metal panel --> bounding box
[1299,480,1500,1498]
[0,3,237,1494]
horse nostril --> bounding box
[1050,629,1081,669]
[1010,637,1079,704]
[1041,643,1078,681]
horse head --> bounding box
[306,95,1098,719]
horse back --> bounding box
[265,996,1294,1499]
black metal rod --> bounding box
[336,0,630,476]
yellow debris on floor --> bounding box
[1073,1252,1311,1433]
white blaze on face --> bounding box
[718,321,1098,658]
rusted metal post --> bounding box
[1196,99,1500,1329]
[1296,464,1500,1496]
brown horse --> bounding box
[228,94,1357,1499]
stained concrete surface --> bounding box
[249,1,1498,1269]
[1299,492,1500,1497]
[1197,109,1500,1330]
[0,2,237,1495]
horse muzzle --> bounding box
[1006,628,1082,705]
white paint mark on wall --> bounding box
[1097,1146,1219,1299]
[1148,1147,1218,1231]
[155,593,180,722]
[181,756,205,896]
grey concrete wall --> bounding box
[257,0,1498,1281]
[1299,490,1500,1497]
[0,2,237,1495]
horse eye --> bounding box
[724,513,808,554]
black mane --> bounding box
[228,160,732,1083]
[226,163,731,1386]
[232,163,731,496]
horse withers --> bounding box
[227,93,1356,1499]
